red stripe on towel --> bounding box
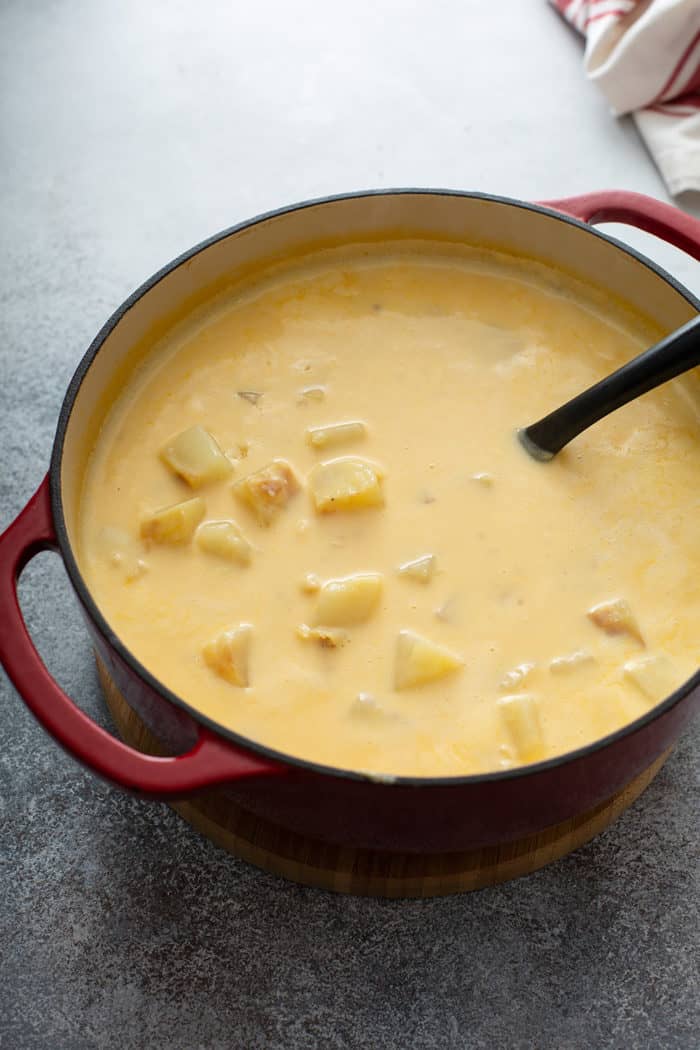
[653,27,700,102]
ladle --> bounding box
[519,314,700,460]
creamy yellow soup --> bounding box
[79,245,700,777]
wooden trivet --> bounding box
[99,659,670,898]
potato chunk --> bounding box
[196,520,252,565]
[297,624,350,648]
[397,554,436,584]
[297,385,326,403]
[588,598,644,646]
[233,460,300,525]
[306,421,367,450]
[98,526,148,583]
[394,630,464,690]
[549,650,594,675]
[470,472,494,487]
[140,497,205,545]
[497,694,544,762]
[202,624,252,686]
[160,426,232,487]
[434,596,457,623]
[623,653,683,703]
[499,662,535,690]
[314,573,383,626]
[309,457,384,513]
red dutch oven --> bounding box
[1,189,699,853]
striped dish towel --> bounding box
[551,0,700,195]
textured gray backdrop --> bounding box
[1,2,698,1048]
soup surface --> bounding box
[79,245,700,777]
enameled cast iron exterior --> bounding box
[1,190,699,852]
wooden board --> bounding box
[99,660,671,898]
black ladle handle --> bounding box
[519,313,700,461]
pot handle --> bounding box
[540,190,700,261]
[0,476,284,797]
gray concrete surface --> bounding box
[1,2,698,1047]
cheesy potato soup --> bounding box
[79,245,699,777]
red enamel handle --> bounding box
[0,477,284,797]
[540,190,700,261]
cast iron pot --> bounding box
[1,189,699,853]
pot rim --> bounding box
[50,187,700,787]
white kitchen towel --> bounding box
[551,0,700,195]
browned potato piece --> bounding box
[160,426,232,487]
[588,598,644,646]
[202,624,252,686]
[233,460,300,525]
[297,624,350,648]
[140,497,205,545]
